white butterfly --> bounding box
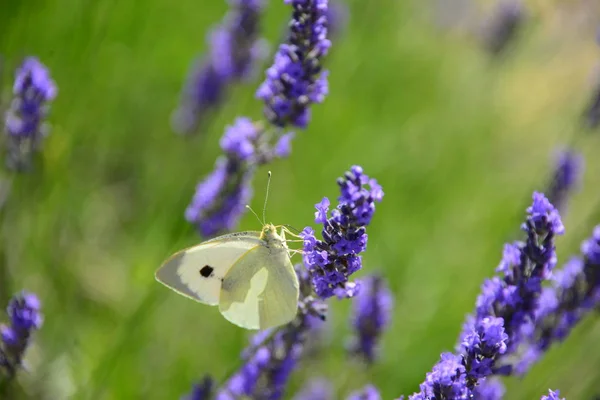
[155,222,300,330]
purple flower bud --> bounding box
[257,0,330,128]
[0,291,43,377]
[409,353,468,400]
[545,149,583,213]
[348,275,393,363]
[301,166,383,298]
[508,223,600,376]
[472,379,505,400]
[185,155,254,237]
[4,57,57,171]
[411,194,563,399]
[172,0,267,134]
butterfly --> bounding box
[155,173,300,330]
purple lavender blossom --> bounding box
[481,1,525,55]
[185,117,298,236]
[182,376,213,400]
[301,166,384,299]
[213,267,327,400]
[185,118,257,237]
[471,378,505,400]
[408,318,508,399]
[3,57,56,171]
[545,149,583,213]
[409,353,469,400]
[185,0,332,235]
[348,274,393,363]
[473,192,564,356]
[409,193,563,399]
[0,291,43,377]
[257,0,331,129]
[292,378,332,400]
[346,385,382,400]
[172,0,267,134]
[507,224,600,376]
[541,389,565,400]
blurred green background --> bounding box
[1,0,600,398]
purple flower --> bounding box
[4,57,57,171]
[409,353,469,400]
[472,378,505,400]
[346,385,382,400]
[172,0,267,134]
[463,192,564,376]
[410,194,563,399]
[509,224,600,375]
[348,274,393,363]
[461,317,508,384]
[185,117,299,236]
[257,0,331,128]
[545,149,583,213]
[301,166,383,299]
[185,118,258,236]
[483,192,562,324]
[0,291,43,377]
[213,268,327,400]
[292,379,332,400]
[541,389,565,400]
[481,0,526,55]
[185,0,334,235]
[182,376,213,400]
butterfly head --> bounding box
[260,223,286,246]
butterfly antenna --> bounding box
[245,205,263,226]
[262,171,272,224]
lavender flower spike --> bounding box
[4,57,57,171]
[257,0,331,129]
[172,0,266,134]
[348,274,393,363]
[541,389,565,400]
[185,118,257,237]
[0,291,43,377]
[301,166,384,299]
[409,193,563,399]
[545,149,583,213]
[509,224,600,375]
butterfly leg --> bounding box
[287,249,304,258]
[278,225,303,239]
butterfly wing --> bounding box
[218,245,299,330]
[155,231,262,305]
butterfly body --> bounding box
[155,223,300,330]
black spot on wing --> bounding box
[200,265,214,278]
